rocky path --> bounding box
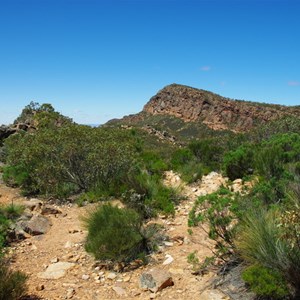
[1,172,235,300]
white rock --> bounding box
[64,241,73,248]
[38,262,75,279]
[112,286,126,296]
[162,254,174,265]
[82,274,90,280]
[164,241,174,247]
[107,272,117,280]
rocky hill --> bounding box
[111,84,300,133]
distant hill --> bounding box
[107,84,300,137]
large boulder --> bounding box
[20,214,52,235]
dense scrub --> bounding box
[188,124,300,298]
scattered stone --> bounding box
[82,274,90,280]
[162,254,174,265]
[50,257,59,263]
[23,199,42,211]
[163,241,174,247]
[183,237,191,245]
[31,244,37,250]
[200,289,230,300]
[64,241,73,248]
[38,262,75,279]
[123,275,131,282]
[68,229,80,234]
[36,284,45,291]
[107,272,117,280]
[140,268,174,292]
[8,223,29,241]
[150,293,156,299]
[112,286,126,296]
[66,288,75,299]
[132,290,141,297]
[169,268,184,275]
[41,205,62,215]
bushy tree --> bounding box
[223,145,254,180]
[4,125,135,197]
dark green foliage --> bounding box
[170,148,193,168]
[223,145,254,180]
[14,101,72,129]
[188,138,224,169]
[0,258,27,300]
[0,204,24,251]
[4,125,135,197]
[84,204,152,263]
[0,214,9,250]
[0,206,27,300]
[242,264,289,299]
[139,151,168,176]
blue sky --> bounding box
[0,0,299,125]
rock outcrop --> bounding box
[0,123,35,144]
[142,84,300,132]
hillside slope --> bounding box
[110,84,300,133]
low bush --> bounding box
[0,258,27,300]
[83,204,155,263]
[242,264,289,299]
[237,209,300,297]
[188,188,238,267]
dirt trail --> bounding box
[1,172,233,300]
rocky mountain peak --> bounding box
[142,84,299,132]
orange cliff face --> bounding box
[142,84,300,132]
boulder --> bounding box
[140,268,174,292]
[0,125,16,141]
[21,214,52,235]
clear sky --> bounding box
[0,0,299,125]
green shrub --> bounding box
[2,204,24,220]
[188,188,238,266]
[188,138,224,169]
[4,125,135,197]
[170,148,193,169]
[0,258,27,300]
[148,184,178,215]
[223,145,254,181]
[237,209,300,296]
[123,169,180,217]
[242,264,289,299]
[84,204,151,263]
[139,151,168,176]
